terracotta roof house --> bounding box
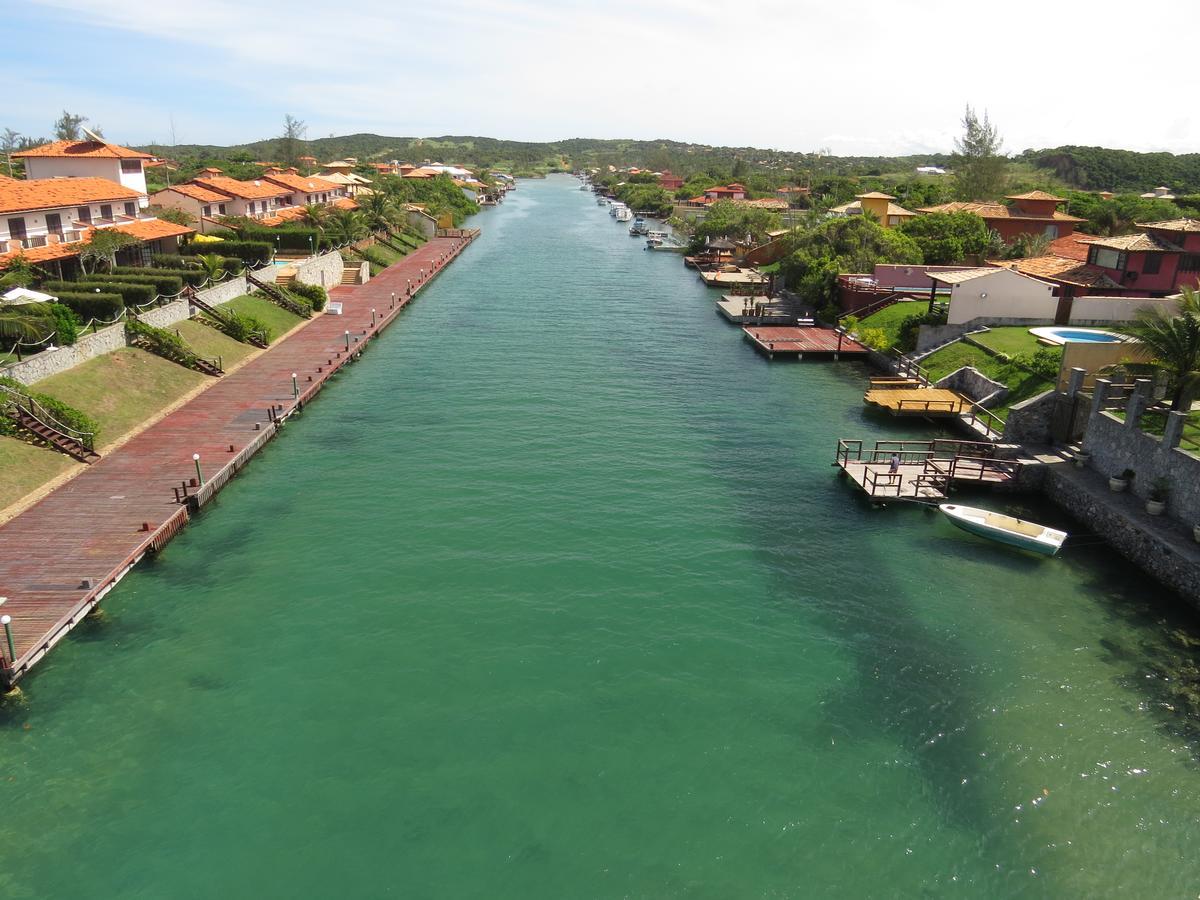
[0,175,192,271]
[830,192,917,228]
[995,255,1122,292]
[150,172,291,232]
[1140,186,1176,200]
[918,191,1084,242]
[13,138,154,200]
[1070,219,1200,295]
[658,171,684,191]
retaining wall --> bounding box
[1002,389,1057,444]
[916,322,973,353]
[195,276,248,308]
[934,365,1007,405]
[3,323,127,385]
[294,251,345,291]
[136,298,191,329]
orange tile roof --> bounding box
[1047,233,1092,261]
[262,173,341,194]
[1137,218,1200,233]
[0,241,84,266]
[189,176,288,200]
[113,218,194,241]
[856,191,896,200]
[1080,232,1182,252]
[999,255,1122,288]
[1006,190,1066,202]
[0,177,142,215]
[13,139,152,160]
[332,197,358,210]
[258,207,310,227]
[918,201,1083,223]
[158,183,228,204]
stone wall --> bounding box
[294,251,345,291]
[136,298,190,329]
[1082,406,1200,524]
[1002,389,1057,444]
[194,276,248,308]
[1043,465,1200,609]
[2,322,127,385]
[915,322,973,353]
[934,365,1007,405]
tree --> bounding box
[79,229,137,274]
[155,206,196,228]
[278,114,307,167]
[1,127,21,176]
[1124,287,1200,411]
[53,111,97,141]
[0,254,36,288]
[195,253,226,282]
[689,200,781,249]
[898,211,992,264]
[952,106,1007,201]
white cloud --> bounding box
[15,0,1200,154]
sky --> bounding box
[3,0,1197,157]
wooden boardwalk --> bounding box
[743,326,867,358]
[0,233,477,686]
[834,438,1018,503]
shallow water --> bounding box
[3,176,1199,898]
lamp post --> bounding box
[193,452,204,486]
[308,235,314,256]
[371,308,376,327]
[1,614,13,666]
[292,372,299,400]
[344,330,350,351]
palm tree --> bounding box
[360,191,399,233]
[302,204,329,235]
[195,253,226,282]
[326,209,368,245]
[0,314,47,344]
[1125,287,1200,411]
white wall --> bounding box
[2,201,149,247]
[23,157,148,199]
[1070,295,1181,324]
[947,268,1058,325]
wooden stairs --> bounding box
[12,405,100,464]
[246,272,311,318]
[189,293,269,349]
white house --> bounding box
[931,267,1059,325]
[14,139,153,204]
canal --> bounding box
[3,175,1199,897]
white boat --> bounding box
[629,219,649,236]
[646,230,669,245]
[613,205,632,221]
[939,504,1067,556]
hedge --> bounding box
[180,240,272,265]
[287,281,327,312]
[148,256,245,276]
[83,271,185,296]
[44,292,124,323]
[44,280,155,308]
[117,264,207,287]
[241,227,324,253]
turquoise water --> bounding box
[4,176,1200,897]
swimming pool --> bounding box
[1028,326,1131,345]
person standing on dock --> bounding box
[889,453,900,474]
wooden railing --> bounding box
[0,383,95,451]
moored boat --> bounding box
[629,218,649,236]
[939,504,1067,556]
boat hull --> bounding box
[939,504,1066,556]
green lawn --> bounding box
[0,435,82,513]
[34,347,206,448]
[396,232,425,249]
[173,319,257,370]
[223,295,305,344]
[857,300,927,349]
[919,341,1054,421]
[371,243,406,265]
[970,326,1062,360]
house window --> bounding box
[1142,253,1162,275]
[124,202,136,217]
[78,206,92,224]
[218,204,226,214]
[45,213,63,235]
[1180,254,1200,272]
[202,205,212,217]
[120,160,141,173]
[100,204,113,220]
[1043,224,1059,238]
[1089,247,1125,270]
[7,217,27,240]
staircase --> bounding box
[8,401,100,464]
[246,273,311,318]
[189,292,269,349]
[129,336,224,377]
[341,267,362,285]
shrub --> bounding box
[0,301,79,346]
[126,318,196,365]
[858,327,892,351]
[119,265,207,287]
[47,303,80,346]
[223,311,272,344]
[51,292,125,322]
[180,240,271,265]
[44,280,155,308]
[897,309,948,352]
[84,272,185,296]
[0,375,100,441]
[287,281,326,312]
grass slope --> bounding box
[34,347,206,448]
[970,326,1061,359]
[919,342,1053,420]
[222,295,305,343]
[0,435,82,512]
[858,300,926,349]
[174,319,256,370]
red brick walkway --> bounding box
[0,234,476,685]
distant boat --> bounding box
[939,504,1067,556]
[629,219,649,236]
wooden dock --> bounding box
[0,232,479,687]
[743,326,867,359]
[863,387,966,416]
[716,295,794,325]
[699,267,768,288]
[834,438,1018,503]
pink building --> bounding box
[1082,219,1200,295]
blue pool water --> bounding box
[1032,327,1126,344]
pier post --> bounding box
[1091,378,1112,416]
[2,615,14,664]
[1162,411,1186,450]
[1066,367,1086,397]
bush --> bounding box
[180,240,272,265]
[896,309,948,352]
[1012,347,1062,381]
[119,265,207,287]
[126,318,196,364]
[857,327,891,351]
[84,271,184,296]
[47,303,80,346]
[44,280,155,308]
[223,311,272,344]
[0,301,79,346]
[288,281,327,312]
[52,292,125,322]
[0,375,100,441]
[242,227,323,252]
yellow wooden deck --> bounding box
[864,387,965,416]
